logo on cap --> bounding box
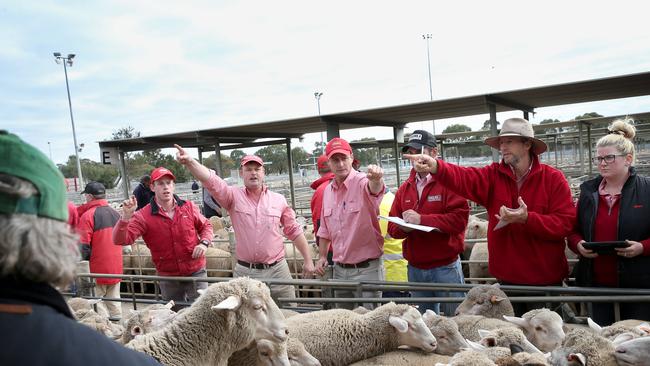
[409,133,423,142]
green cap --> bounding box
[0,131,68,222]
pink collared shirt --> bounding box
[317,170,384,264]
[415,172,432,199]
[203,170,303,264]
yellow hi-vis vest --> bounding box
[379,191,407,282]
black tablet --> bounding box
[582,241,629,254]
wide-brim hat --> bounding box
[484,118,547,155]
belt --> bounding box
[336,258,377,269]
[237,259,281,270]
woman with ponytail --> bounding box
[568,117,650,325]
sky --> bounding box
[1,0,650,165]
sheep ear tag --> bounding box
[389,315,409,333]
[212,295,241,311]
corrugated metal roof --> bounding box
[100,71,650,152]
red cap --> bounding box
[325,137,352,159]
[151,167,176,182]
[240,155,264,167]
[316,155,329,172]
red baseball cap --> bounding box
[316,154,329,172]
[150,167,176,182]
[325,137,352,159]
[240,155,264,167]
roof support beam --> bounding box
[326,121,340,141]
[485,95,535,114]
[322,115,406,128]
[488,103,500,162]
[285,139,296,209]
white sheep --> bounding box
[503,308,565,352]
[126,277,288,366]
[494,344,549,365]
[67,297,110,319]
[422,309,470,355]
[75,307,124,339]
[435,349,497,366]
[469,242,493,284]
[614,335,650,366]
[455,283,514,318]
[286,337,321,366]
[348,349,451,366]
[452,314,516,342]
[547,327,616,366]
[477,327,542,354]
[285,302,438,366]
[229,337,320,366]
[119,300,177,344]
[587,317,649,341]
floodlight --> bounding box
[53,52,61,57]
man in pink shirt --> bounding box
[314,138,385,309]
[174,144,315,304]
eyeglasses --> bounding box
[592,154,626,164]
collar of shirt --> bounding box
[245,185,268,197]
[155,197,176,214]
[598,175,628,209]
[331,170,357,190]
[509,161,533,184]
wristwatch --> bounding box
[199,239,210,247]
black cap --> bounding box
[82,181,106,195]
[402,130,437,153]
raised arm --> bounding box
[175,144,211,182]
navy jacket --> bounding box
[0,277,160,366]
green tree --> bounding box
[575,112,603,120]
[481,119,500,130]
[230,149,246,162]
[442,124,472,134]
[539,118,561,134]
[203,153,235,177]
[291,146,310,171]
[255,144,288,174]
[350,137,379,167]
[58,155,119,188]
[111,126,140,140]
[312,141,325,156]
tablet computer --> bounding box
[582,241,629,254]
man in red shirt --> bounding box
[77,182,123,320]
[114,167,213,310]
[405,118,575,315]
[310,155,335,264]
[389,130,469,315]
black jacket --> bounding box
[133,183,154,211]
[574,167,650,288]
[0,277,160,366]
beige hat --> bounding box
[484,118,547,155]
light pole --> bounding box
[47,141,53,161]
[314,92,324,153]
[53,52,84,188]
[422,34,435,135]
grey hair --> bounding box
[0,174,79,288]
[596,117,636,165]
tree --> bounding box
[481,119,500,130]
[111,126,140,140]
[442,124,472,134]
[58,155,119,188]
[312,141,325,156]
[230,149,246,162]
[255,144,288,174]
[350,137,379,167]
[539,118,561,134]
[203,153,235,177]
[291,146,310,171]
[440,124,482,158]
[575,112,603,120]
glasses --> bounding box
[592,154,626,164]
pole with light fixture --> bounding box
[422,34,435,135]
[314,91,324,154]
[53,52,84,189]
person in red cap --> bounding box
[314,137,385,310]
[310,155,335,264]
[174,145,315,305]
[114,166,213,310]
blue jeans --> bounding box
[408,258,465,315]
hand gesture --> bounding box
[302,260,316,279]
[495,196,528,224]
[616,240,643,258]
[576,240,598,258]
[314,257,328,277]
[402,209,421,225]
[403,153,437,173]
[174,144,193,165]
[121,196,137,220]
[366,164,384,182]
[192,242,208,259]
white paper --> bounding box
[378,215,439,232]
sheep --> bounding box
[452,314,516,341]
[285,302,437,366]
[206,247,233,278]
[455,283,514,318]
[464,340,512,361]
[614,335,650,366]
[477,327,542,354]
[587,317,649,341]
[548,327,616,366]
[503,308,566,352]
[422,309,470,355]
[229,337,320,366]
[494,344,549,366]
[125,277,288,366]
[284,243,318,276]
[119,300,177,344]
[67,297,110,319]
[75,307,124,339]
[280,308,300,318]
[435,349,497,366]
[228,339,290,366]
[465,215,488,240]
[469,242,493,284]
[348,349,451,366]
[210,216,225,231]
[352,306,370,314]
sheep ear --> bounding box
[197,289,206,296]
[491,283,501,289]
[389,315,409,333]
[509,343,524,354]
[422,309,437,321]
[612,332,637,346]
[477,329,493,339]
[164,300,175,309]
[503,315,528,328]
[522,338,543,354]
[466,339,486,351]
[587,317,602,332]
[212,295,241,311]
[490,295,506,304]
[637,322,650,334]
[568,353,587,365]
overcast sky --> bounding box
[2,0,650,164]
